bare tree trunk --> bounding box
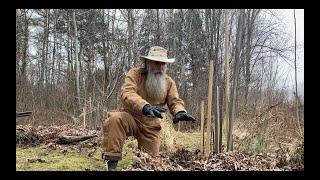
[294,9,303,137]
[156,9,161,45]
[45,10,50,97]
[39,10,48,89]
[67,12,74,113]
[228,9,245,151]
[244,9,251,106]
[126,9,133,68]
[129,9,137,67]
[17,9,29,109]
[213,9,222,153]
[51,10,57,90]
[73,10,81,114]
[38,9,50,109]
[102,10,108,92]
[205,9,211,61]
[244,9,261,106]
[57,32,62,85]
[21,10,28,87]
[223,9,230,146]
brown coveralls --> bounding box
[102,68,186,160]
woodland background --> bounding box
[16,9,303,137]
[16,9,304,171]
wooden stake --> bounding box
[200,100,205,154]
[214,86,220,153]
[205,60,214,156]
[83,106,86,129]
[89,97,92,129]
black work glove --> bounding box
[173,111,197,124]
[142,104,167,119]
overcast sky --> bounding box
[277,9,304,95]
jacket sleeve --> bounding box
[121,68,149,114]
[166,77,187,115]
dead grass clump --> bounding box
[159,115,176,153]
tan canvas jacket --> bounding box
[121,68,186,117]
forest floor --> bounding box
[16,121,304,171]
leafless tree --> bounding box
[294,9,303,137]
[228,9,245,151]
[73,10,81,114]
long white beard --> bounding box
[145,67,167,100]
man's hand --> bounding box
[173,111,197,124]
[142,104,167,119]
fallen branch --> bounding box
[57,134,98,145]
[16,111,32,118]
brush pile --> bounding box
[123,148,303,171]
[16,124,100,152]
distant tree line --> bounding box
[16,9,298,131]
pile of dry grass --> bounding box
[121,114,198,157]
[159,115,177,153]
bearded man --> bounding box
[101,46,196,171]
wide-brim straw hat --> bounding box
[140,46,175,63]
